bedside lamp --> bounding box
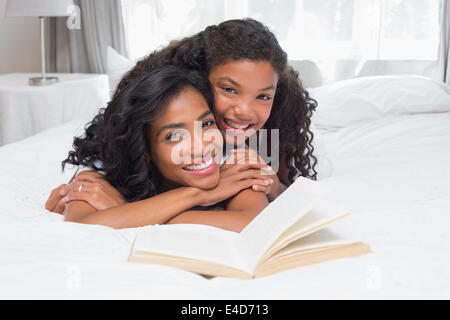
[5,0,75,86]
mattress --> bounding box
[0,112,449,299]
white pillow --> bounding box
[106,46,136,96]
[309,75,450,129]
[309,122,333,180]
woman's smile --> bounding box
[182,155,218,175]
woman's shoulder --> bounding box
[68,163,104,182]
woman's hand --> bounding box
[61,171,127,211]
[197,162,273,207]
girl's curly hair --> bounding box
[115,18,318,183]
[62,66,215,202]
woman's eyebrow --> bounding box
[156,123,185,137]
[197,110,212,120]
[156,111,212,137]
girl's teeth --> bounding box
[225,119,251,130]
[184,157,214,171]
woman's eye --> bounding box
[202,120,216,128]
[166,131,183,141]
[222,87,236,94]
[257,94,271,101]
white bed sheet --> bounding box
[0,113,449,299]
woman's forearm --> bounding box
[65,187,204,229]
[166,210,252,233]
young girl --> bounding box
[46,18,317,216]
[62,65,269,232]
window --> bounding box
[122,0,225,60]
[122,0,442,83]
[259,0,441,61]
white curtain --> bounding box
[50,0,129,74]
[123,0,442,85]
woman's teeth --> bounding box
[183,157,215,171]
[224,119,253,130]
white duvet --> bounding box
[1,77,449,299]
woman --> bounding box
[63,65,269,232]
[46,18,317,216]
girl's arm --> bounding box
[166,188,269,233]
[268,154,290,202]
[46,170,126,214]
[225,188,269,220]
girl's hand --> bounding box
[197,163,273,207]
[61,171,127,211]
[226,148,278,196]
[45,184,68,214]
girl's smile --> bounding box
[223,118,255,133]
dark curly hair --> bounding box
[115,18,318,183]
[62,65,215,202]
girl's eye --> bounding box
[202,119,216,128]
[222,87,236,94]
[257,94,271,101]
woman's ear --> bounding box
[145,152,151,163]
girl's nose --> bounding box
[233,101,254,120]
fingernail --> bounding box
[63,196,69,202]
[60,189,65,195]
[268,179,273,184]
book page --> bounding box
[254,230,370,278]
[131,224,250,272]
[268,228,358,259]
[233,177,334,271]
[260,203,349,261]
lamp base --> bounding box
[29,76,59,86]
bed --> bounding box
[0,75,449,299]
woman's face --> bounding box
[148,86,223,190]
[208,60,279,146]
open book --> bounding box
[129,177,371,279]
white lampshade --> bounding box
[5,0,75,17]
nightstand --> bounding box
[0,73,110,146]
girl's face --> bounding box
[147,87,223,190]
[208,60,279,146]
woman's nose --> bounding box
[189,132,208,161]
